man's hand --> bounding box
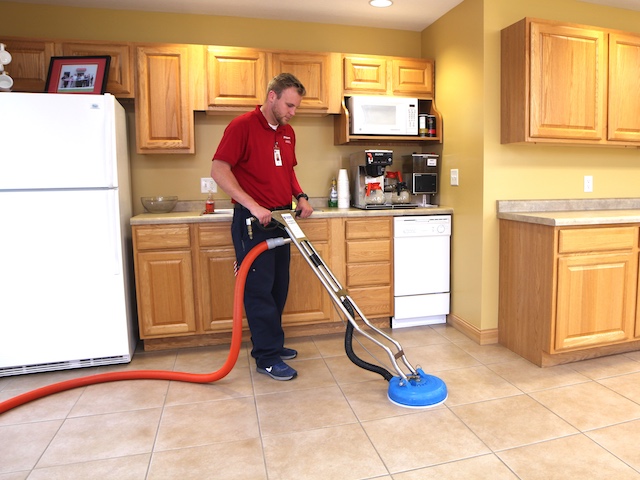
[295,197,314,219]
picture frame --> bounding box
[44,56,111,94]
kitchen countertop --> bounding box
[497,198,640,226]
[131,201,453,225]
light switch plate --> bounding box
[450,169,459,186]
[201,178,217,193]
[584,175,593,193]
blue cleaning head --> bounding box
[387,368,448,408]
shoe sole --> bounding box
[280,353,297,360]
[256,368,296,381]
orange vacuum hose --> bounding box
[0,240,269,415]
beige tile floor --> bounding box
[2,324,640,479]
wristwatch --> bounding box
[295,193,309,201]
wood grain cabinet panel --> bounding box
[135,44,193,154]
[344,218,393,319]
[391,58,434,97]
[2,38,56,92]
[343,55,388,93]
[608,33,640,143]
[502,18,640,147]
[60,41,134,97]
[499,221,640,366]
[271,51,340,114]
[206,46,268,109]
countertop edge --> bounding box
[131,206,454,225]
[497,210,640,227]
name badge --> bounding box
[274,147,282,166]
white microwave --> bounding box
[347,96,419,136]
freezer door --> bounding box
[0,189,134,369]
[0,93,119,190]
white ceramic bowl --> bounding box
[141,196,178,213]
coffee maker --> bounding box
[349,150,393,209]
[402,153,440,206]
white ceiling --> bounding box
[7,0,640,32]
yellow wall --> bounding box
[422,0,640,333]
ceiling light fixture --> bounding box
[369,0,393,7]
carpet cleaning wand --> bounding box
[269,211,447,408]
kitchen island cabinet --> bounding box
[498,200,640,366]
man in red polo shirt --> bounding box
[211,73,313,381]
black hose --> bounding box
[342,299,393,382]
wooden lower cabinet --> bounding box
[133,225,197,338]
[134,218,337,348]
[499,220,640,366]
[344,217,393,319]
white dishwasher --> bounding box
[392,215,451,328]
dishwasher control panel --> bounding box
[394,215,451,237]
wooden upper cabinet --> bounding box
[206,46,268,110]
[529,22,606,141]
[343,55,388,93]
[135,44,194,154]
[2,38,56,92]
[391,58,434,96]
[271,51,340,114]
[59,41,134,98]
[608,33,640,143]
[502,18,640,147]
[343,54,434,97]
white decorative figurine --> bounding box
[0,44,14,92]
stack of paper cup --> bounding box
[337,168,350,208]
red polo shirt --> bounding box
[213,106,303,208]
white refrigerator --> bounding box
[0,92,137,376]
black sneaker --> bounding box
[257,361,298,381]
[280,347,298,360]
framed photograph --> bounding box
[44,56,111,94]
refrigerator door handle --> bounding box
[107,188,123,276]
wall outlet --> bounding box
[201,178,217,193]
[450,168,459,186]
[584,175,593,193]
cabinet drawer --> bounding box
[348,286,392,318]
[347,239,391,263]
[134,225,191,250]
[345,218,391,239]
[199,224,232,248]
[558,226,637,254]
[298,219,329,242]
[347,263,391,287]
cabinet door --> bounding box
[555,252,637,352]
[136,250,196,338]
[271,51,339,113]
[135,44,193,154]
[283,242,333,326]
[60,42,134,98]
[199,247,241,333]
[343,55,387,93]
[198,224,239,332]
[2,38,56,92]
[391,58,434,96]
[529,22,607,140]
[206,46,267,109]
[608,33,640,143]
